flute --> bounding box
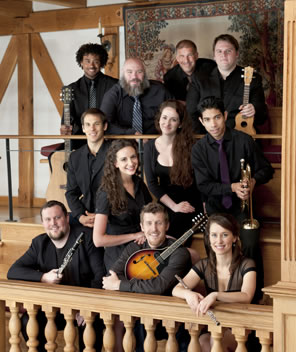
[175,274,220,326]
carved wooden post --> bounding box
[100,312,115,352]
[162,320,178,352]
[23,303,40,352]
[121,315,136,352]
[264,0,296,351]
[0,300,5,352]
[61,307,77,352]
[7,301,22,352]
[232,327,249,352]
[185,322,201,352]
[80,310,96,352]
[208,325,224,352]
[43,306,58,352]
[142,317,157,352]
[256,330,272,352]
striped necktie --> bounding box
[89,80,96,108]
[132,96,143,133]
[216,139,232,209]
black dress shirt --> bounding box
[192,128,274,215]
[7,225,105,288]
[186,65,268,133]
[163,58,216,101]
[95,176,152,271]
[66,140,111,220]
[111,238,191,295]
[100,81,173,135]
[62,72,117,149]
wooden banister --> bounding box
[0,280,273,351]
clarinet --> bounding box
[57,232,85,275]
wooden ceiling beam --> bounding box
[0,0,32,18]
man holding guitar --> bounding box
[102,202,192,295]
[186,34,268,134]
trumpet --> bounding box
[240,159,259,229]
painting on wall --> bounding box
[123,0,284,107]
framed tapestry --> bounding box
[123,0,284,106]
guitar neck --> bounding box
[160,228,194,261]
[243,85,250,106]
[64,102,71,156]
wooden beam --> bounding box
[0,0,32,18]
[0,4,123,35]
[23,0,86,8]
[0,36,17,104]
[31,33,63,116]
[17,34,34,207]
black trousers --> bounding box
[21,310,104,352]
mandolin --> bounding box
[235,66,256,135]
[125,213,208,281]
[46,86,73,210]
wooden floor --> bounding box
[0,206,41,225]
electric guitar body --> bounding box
[125,213,208,280]
[235,66,256,135]
[46,86,73,210]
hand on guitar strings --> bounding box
[103,270,120,291]
[60,124,73,135]
[238,103,255,117]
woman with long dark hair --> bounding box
[172,213,256,351]
[144,99,202,240]
[93,139,152,272]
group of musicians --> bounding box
[7,33,274,352]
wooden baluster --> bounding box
[80,310,96,352]
[7,301,22,352]
[163,320,178,352]
[101,312,115,352]
[23,303,40,352]
[121,315,136,352]
[0,300,5,352]
[208,325,224,352]
[256,330,272,352]
[142,317,157,352]
[43,306,58,352]
[185,322,201,352]
[60,307,77,352]
[232,327,250,352]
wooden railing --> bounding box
[0,279,273,352]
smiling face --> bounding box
[209,222,237,256]
[159,106,181,136]
[199,108,227,141]
[82,113,107,144]
[41,205,70,242]
[115,146,138,178]
[141,212,169,249]
[214,40,238,74]
[80,53,101,79]
[176,46,198,75]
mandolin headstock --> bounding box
[191,213,208,233]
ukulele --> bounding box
[125,213,208,281]
[46,86,73,210]
[234,66,256,135]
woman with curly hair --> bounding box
[172,213,256,352]
[93,139,152,272]
[144,99,202,240]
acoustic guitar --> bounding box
[234,66,256,135]
[125,213,208,281]
[46,86,73,210]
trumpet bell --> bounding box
[242,218,260,230]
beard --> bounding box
[48,230,67,242]
[119,75,150,96]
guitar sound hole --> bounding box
[241,121,248,128]
[63,162,68,172]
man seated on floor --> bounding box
[103,202,192,351]
[66,108,110,227]
[7,200,105,352]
